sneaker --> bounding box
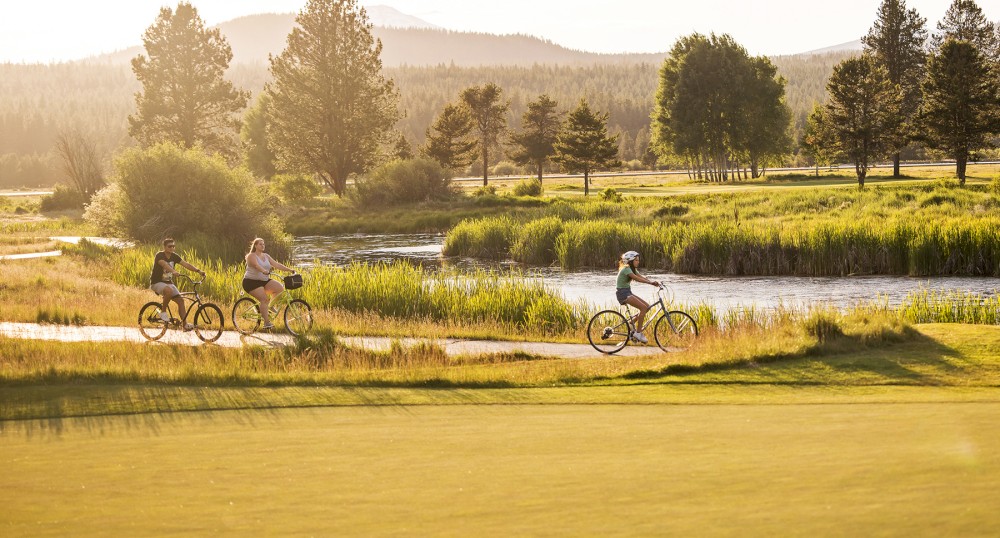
[262,324,275,331]
[159,312,170,322]
[632,332,648,344]
[183,323,194,331]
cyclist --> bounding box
[242,237,296,330]
[149,237,205,330]
[616,250,660,344]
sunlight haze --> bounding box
[0,0,993,63]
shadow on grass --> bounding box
[617,326,963,385]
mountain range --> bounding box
[84,6,860,67]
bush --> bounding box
[353,158,453,207]
[472,184,498,197]
[512,178,543,197]
[272,173,322,204]
[84,143,287,261]
[492,161,521,176]
[40,184,86,211]
[599,188,623,203]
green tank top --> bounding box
[616,266,634,288]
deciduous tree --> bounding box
[508,94,562,182]
[55,129,105,199]
[553,100,620,196]
[918,40,1000,183]
[461,83,509,186]
[863,0,928,177]
[128,2,248,157]
[266,0,401,196]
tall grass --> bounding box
[443,183,1000,276]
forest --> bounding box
[0,50,850,188]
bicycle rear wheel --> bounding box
[232,296,262,335]
[138,301,168,341]
[194,303,224,343]
[284,299,313,336]
[587,309,630,354]
[654,310,699,351]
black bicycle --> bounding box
[231,274,313,336]
[587,283,698,354]
[138,274,225,343]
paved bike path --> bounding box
[0,322,665,358]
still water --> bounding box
[292,234,1000,310]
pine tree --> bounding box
[266,0,400,196]
[820,55,902,188]
[128,2,249,157]
[918,40,1000,183]
[862,0,928,177]
[421,104,477,172]
[461,83,509,186]
[241,93,278,180]
[508,94,562,182]
[930,0,999,59]
[553,100,620,196]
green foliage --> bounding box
[443,216,515,260]
[85,143,287,259]
[508,94,562,181]
[421,103,477,171]
[267,0,401,196]
[472,185,498,197]
[128,2,248,156]
[39,184,86,212]
[241,93,278,180]
[353,158,453,207]
[599,188,623,203]
[511,178,543,197]
[461,82,510,185]
[272,173,322,205]
[553,99,620,196]
[509,217,563,265]
[918,39,1000,182]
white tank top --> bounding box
[244,253,272,281]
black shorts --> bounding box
[242,278,269,293]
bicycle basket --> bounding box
[283,274,303,290]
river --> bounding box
[292,234,1000,310]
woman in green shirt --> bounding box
[615,250,660,344]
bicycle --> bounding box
[231,273,313,336]
[138,274,225,343]
[587,283,698,354]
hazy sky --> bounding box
[0,0,994,63]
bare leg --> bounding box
[625,295,650,332]
[249,287,271,326]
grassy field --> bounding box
[3,322,999,536]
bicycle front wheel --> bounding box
[232,296,262,335]
[587,309,630,354]
[284,299,313,336]
[194,303,224,343]
[654,310,699,351]
[138,301,168,341]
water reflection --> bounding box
[292,234,1000,310]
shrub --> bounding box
[512,178,543,197]
[472,184,498,197]
[492,161,521,176]
[84,143,287,261]
[599,188,623,203]
[353,158,453,207]
[272,173,322,204]
[40,184,86,211]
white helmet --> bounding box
[622,250,640,262]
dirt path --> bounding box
[0,321,665,358]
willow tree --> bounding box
[862,0,928,178]
[128,2,248,157]
[553,99,620,197]
[919,40,1000,183]
[266,0,400,197]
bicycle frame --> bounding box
[162,274,206,323]
[620,285,671,333]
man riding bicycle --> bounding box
[149,237,205,330]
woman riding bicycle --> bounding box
[242,237,296,330]
[616,250,660,344]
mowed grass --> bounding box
[3,401,999,536]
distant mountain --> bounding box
[84,11,665,67]
[799,39,863,56]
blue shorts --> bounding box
[616,288,633,305]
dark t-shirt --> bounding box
[150,251,183,285]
